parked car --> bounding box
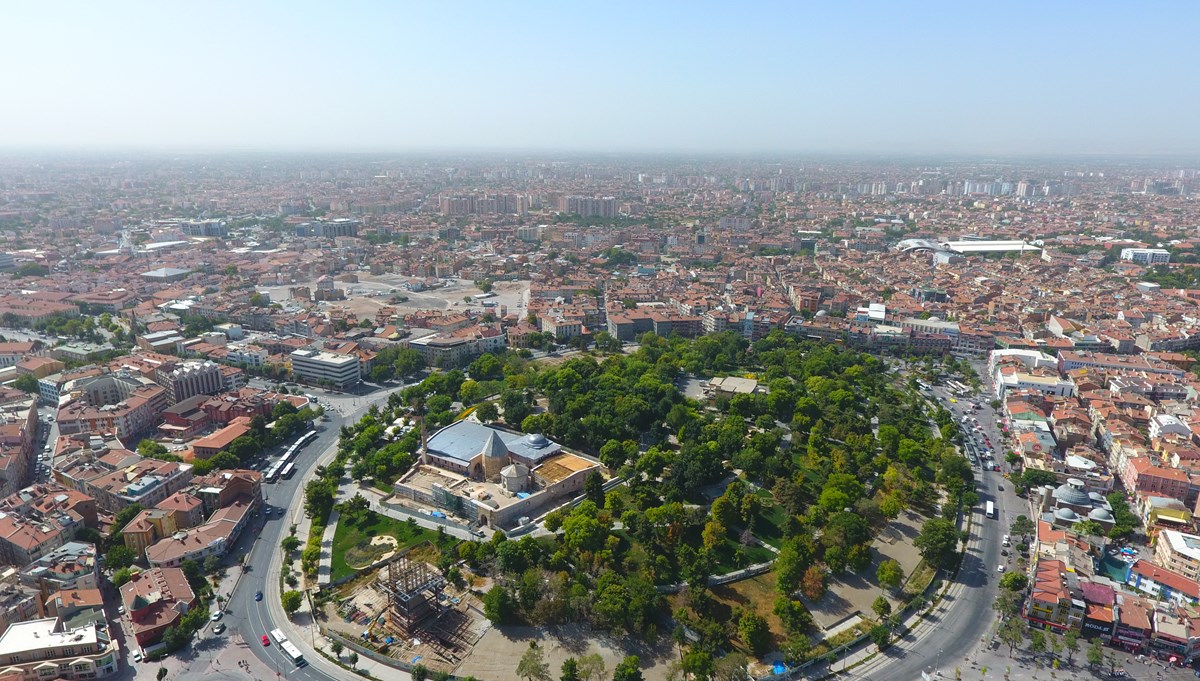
[213,623,226,634]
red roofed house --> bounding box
[1126,560,1200,606]
[119,567,196,647]
[1025,558,1084,632]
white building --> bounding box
[994,370,1075,398]
[1120,248,1171,266]
[1150,413,1193,440]
[289,349,360,389]
[1155,530,1200,581]
[0,618,118,680]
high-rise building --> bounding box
[155,360,225,406]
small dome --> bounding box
[1055,507,1078,521]
[1089,508,1113,521]
[815,310,828,317]
[501,463,528,478]
[1053,483,1090,507]
[526,433,549,448]
[1088,492,1105,501]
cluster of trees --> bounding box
[514,643,634,681]
[29,313,102,342]
[12,262,48,279]
[367,345,425,383]
[1141,265,1200,289]
[201,403,317,474]
[319,331,975,672]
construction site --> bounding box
[321,553,491,675]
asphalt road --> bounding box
[860,365,1025,680]
[207,410,347,681]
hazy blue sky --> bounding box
[3,1,1197,155]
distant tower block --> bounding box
[481,431,508,480]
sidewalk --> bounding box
[820,513,981,678]
[265,403,414,681]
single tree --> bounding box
[1063,631,1079,665]
[876,559,904,590]
[517,642,552,681]
[347,652,358,668]
[331,641,344,657]
[281,589,303,615]
[157,668,168,681]
[998,572,1028,592]
[738,611,770,657]
[1009,515,1036,543]
[872,595,892,620]
[576,654,606,681]
[1029,630,1046,655]
[869,624,891,651]
[914,517,960,567]
[1086,638,1104,668]
[560,657,580,681]
[992,589,1022,619]
[712,653,747,681]
[998,616,1025,656]
[800,565,827,600]
[612,656,643,681]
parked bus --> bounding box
[271,629,288,645]
[985,501,996,519]
[265,464,281,483]
[281,462,296,479]
[280,640,306,666]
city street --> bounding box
[847,362,1026,681]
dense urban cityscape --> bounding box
[0,153,1193,681]
[4,0,1200,680]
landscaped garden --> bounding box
[330,501,456,582]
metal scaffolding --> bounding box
[376,555,446,635]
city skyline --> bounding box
[3,0,1199,155]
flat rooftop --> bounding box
[0,617,98,656]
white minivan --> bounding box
[1002,535,1010,547]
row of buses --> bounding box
[265,430,317,483]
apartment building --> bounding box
[1120,248,1171,266]
[0,618,117,680]
[154,360,224,406]
[19,541,99,593]
[56,373,168,444]
[289,349,360,389]
[144,497,254,568]
[54,455,192,513]
[1156,530,1200,582]
[1025,558,1085,632]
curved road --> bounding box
[202,384,412,681]
[858,370,1023,680]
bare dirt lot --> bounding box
[803,510,927,632]
[456,624,677,681]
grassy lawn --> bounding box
[902,559,937,597]
[330,510,455,583]
[749,488,789,548]
[713,538,776,575]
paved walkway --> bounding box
[315,509,339,586]
[816,515,979,680]
[264,402,416,681]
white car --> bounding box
[997,565,1006,573]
